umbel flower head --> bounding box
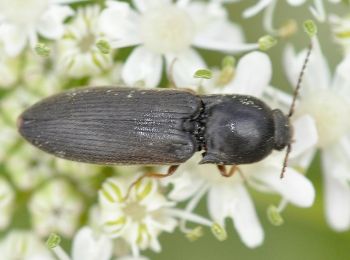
[99,0,257,87]
[29,179,84,238]
[57,5,113,78]
[99,176,178,254]
[284,38,350,231]
[99,175,224,257]
[0,0,75,56]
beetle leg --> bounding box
[125,165,179,199]
[217,165,241,177]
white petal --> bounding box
[322,140,350,184]
[99,1,141,47]
[165,48,206,89]
[291,115,318,158]
[207,183,264,248]
[132,0,171,13]
[283,40,330,95]
[223,51,271,97]
[309,0,326,22]
[283,44,299,87]
[243,0,272,18]
[166,171,206,201]
[287,0,306,5]
[193,20,256,53]
[339,136,350,159]
[230,185,264,248]
[147,213,177,233]
[322,152,350,231]
[252,166,315,207]
[332,55,350,96]
[0,24,27,57]
[72,227,113,260]
[122,46,162,87]
[207,184,236,225]
[37,5,74,39]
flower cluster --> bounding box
[0,0,350,259]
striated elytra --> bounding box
[18,87,291,167]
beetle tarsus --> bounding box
[217,165,239,177]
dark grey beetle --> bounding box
[18,87,291,177]
[17,43,312,179]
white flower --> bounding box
[0,88,55,190]
[202,51,272,95]
[21,51,64,95]
[6,144,53,191]
[284,38,350,231]
[0,115,17,163]
[163,151,315,248]
[29,179,84,237]
[50,226,152,260]
[242,0,341,33]
[57,5,113,78]
[99,0,257,88]
[99,176,177,255]
[0,177,15,230]
[0,0,75,57]
[99,175,217,257]
[0,230,54,260]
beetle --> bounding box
[17,44,313,180]
[17,86,289,177]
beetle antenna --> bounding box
[280,40,313,179]
[287,41,313,118]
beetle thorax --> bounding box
[200,95,276,165]
[140,4,195,54]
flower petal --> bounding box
[72,227,113,260]
[165,170,206,201]
[122,46,162,87]
[223,51,271,97]
[207,184,236,225]
[291,115,318,158]
[207,183,264,248]
[193,19,256,53]
[132,0,171,13]
[243,0,272,18]
[251,165,315,207]
[0,24,27,57]
[283,40,330,95]
[37,5,74,39]
[322,151,350,231]
[332,55,350,97]
[230,185,264,248]
[287,0,306,5]
[165,48,206,89]
[99,1,142,48]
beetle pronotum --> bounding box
[17,42,313,182]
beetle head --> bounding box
[271,109,292,151]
